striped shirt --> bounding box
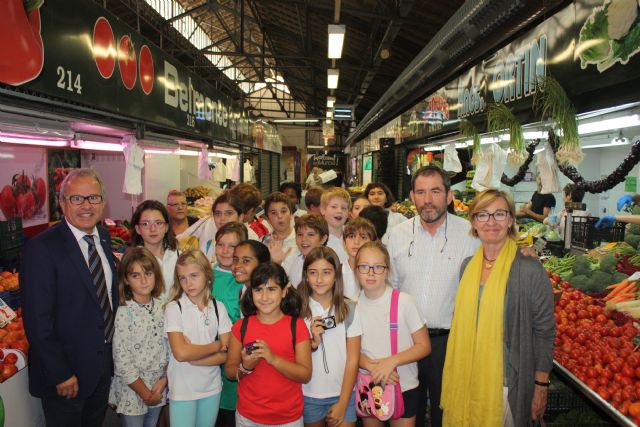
[387,213,480,329]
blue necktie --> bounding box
[83,235,114,342]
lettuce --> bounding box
[578,8,612,68]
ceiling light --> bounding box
[326,111,333,119]
[71,139,123,151]
[578,114,640,135]
[326,119,332,124]
[328,24,345,59]
[327,69,339,89]
[0,135,69,147]
[271,119,319,123]
[327,97,336,108]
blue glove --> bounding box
[617,194,634,211]
[595,215,616,229]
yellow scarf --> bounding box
[441,238,517,427]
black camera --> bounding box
[245,341,257,355]
[321,315,336,330]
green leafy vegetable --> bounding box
[577,7,611,67]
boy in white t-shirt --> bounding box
[282,213,329,288]
[320,187,351,266]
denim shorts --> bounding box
[303,391,357,423]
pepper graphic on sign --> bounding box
[0,0,45,85]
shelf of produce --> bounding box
[553,360,635,426]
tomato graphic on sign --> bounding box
[0,0,45,85]
[92,17,116,78]
[118,35,137,90]
[139,44,154,95]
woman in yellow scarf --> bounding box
[440,189,555,426]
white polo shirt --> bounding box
[303,298,362,398]
[165,293,232,400]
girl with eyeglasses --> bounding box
[354,242,431,427]
[130,200,179,302]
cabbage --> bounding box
[577,7,612,67]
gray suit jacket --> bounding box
[460,251,555,426]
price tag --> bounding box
[0,299,16,328]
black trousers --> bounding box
[416,334,448,427]
[41,344,112,427]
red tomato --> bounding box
[118,35,137,90]
[138,44,154,95]
[629,354,640,368]
[598,376,609,386]
[1,363,17,381]
[16,191,36,219]
[586,378,599,389]
[597,387,611,401]
[0,185,16,219]
[93,17,116,79]
[595,314,608,325]
[11,340,28,354]
[622,365,635,378]
[3,353,17,364]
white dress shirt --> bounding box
[67,222,114,309]
[386,213,480,329]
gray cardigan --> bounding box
[460,252,556,427]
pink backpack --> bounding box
[355,289,405,421]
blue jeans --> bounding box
[121,406,163,427]
[170,393,221,427]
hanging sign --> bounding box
[0,0,255,145]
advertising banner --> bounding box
[403,0,640,138]
[1,0,255,146]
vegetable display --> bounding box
[487,103,526,165]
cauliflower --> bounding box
[608,0,638,40]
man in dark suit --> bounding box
[21,168,118,427]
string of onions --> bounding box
[460,119,481,165]
[533,76,583,165]
[487,103,527,165]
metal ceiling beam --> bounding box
[353,0,416,112]
[167,1,216,24]
[210,4,288,116]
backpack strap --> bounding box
[344,300,356,331]
[240,316,249,345]
[291,315,297,352]
[390,289,400,355]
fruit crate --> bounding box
[0,218,23,252]
[571,216,625,250]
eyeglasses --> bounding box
[167,202,188,207]
[356,264,388,275]
[408,215,448,257]
[63,194,103,205]
[138,220,166,229]
[473,209,510,222]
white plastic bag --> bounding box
[443,144,462,173]
[471,144,507,191]
[536,143,561,194]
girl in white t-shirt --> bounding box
[355,242,431,427]
[165,250,232,427]
[298,246,362,427]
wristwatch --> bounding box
[534,379,551,387]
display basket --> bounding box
[0,218,23,252]
[571,216,625,250]
[546,387,591,414]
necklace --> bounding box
[483,253,497,269]
[201,304,210,325]
[135,298,154,315]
